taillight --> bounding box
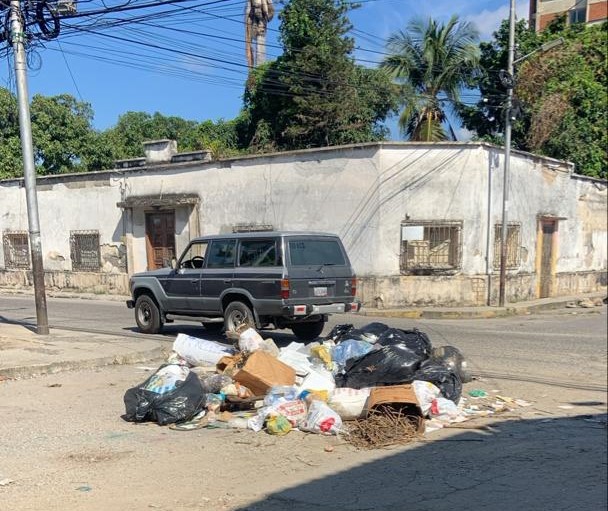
[281,278,290,299]
[351,277,357,296]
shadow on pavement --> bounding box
[236,414,607,511]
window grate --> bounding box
[493,223,521,270]
[70,230,101,272]
[2,231,30,269]
[400,221,462,274]
[232,223,274,233]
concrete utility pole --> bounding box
[499,0,516,308]
[10,0,49,334]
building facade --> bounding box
[529,0,607,31]
[0,141,606,307]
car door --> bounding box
[200,238,236,313]
[160,240,208,312]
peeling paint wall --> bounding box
[0,143,605,304]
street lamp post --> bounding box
[498,0,516,308]
[498,1,565,307]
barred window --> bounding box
[493,223,521,270]
[70,230,100,272]
[232,223,274,233]
[400,221,462,274]
[2,231,30,269]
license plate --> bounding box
[313,286,328,297]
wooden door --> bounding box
[145,212,176,270]
[539,219,556,298]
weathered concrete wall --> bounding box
[1,142,605,304]
[0,270,129,295]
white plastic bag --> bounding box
[299,400,342,435]
[328,387,371,420]
[430,397,459,419]
[412,380,442,416]
[298,365,336,394]
[173,333,234,366]
[238,328,265,352]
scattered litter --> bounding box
[0,478,14,486]
[119,322,532,450]
[75,486,92,492]
[47,383,62,388]
[558,405,575,410]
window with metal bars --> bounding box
[493,223,521,270]
[2,231,30,269]
[400,221,462,274]
[70,231,100,272]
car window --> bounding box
[238,239,281,267]
[289,239,346,266]
[179,242,208,269]
[207,239,236,268]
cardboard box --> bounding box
[367,384,425,433]
[233,351,296,396]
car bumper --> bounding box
[282,301,360,316]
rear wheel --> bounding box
[291,320,325,341]
[134,295,163,334]
[224,301,255,336]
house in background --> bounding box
[0,141,606,307]
[529,0,607,31]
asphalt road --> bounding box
[1,293,606,388]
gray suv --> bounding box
[126,232,360,340]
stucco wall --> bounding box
[0,142,605,305]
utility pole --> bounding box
[498,0,516,308]
[10,0,49,334]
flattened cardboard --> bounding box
[233,351,296,396]
[368,384,425,433]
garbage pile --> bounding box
[122,322,485,448]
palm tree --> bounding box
[382,15,480,141]
[245,0,275,68]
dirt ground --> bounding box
[1,362,606,511]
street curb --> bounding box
[359,295,606,319]
[0,346,167,380]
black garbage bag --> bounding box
[413,361,462,403]
[430,345,472,383]
[353,322,390,343]
[325,323,354,343]
[335,344,426,389]
[122,367,206,426]
[376,328,432,357]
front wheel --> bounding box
[224,301,255,336]
[134,295,163,334]
[291,320,325,341]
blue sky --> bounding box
[0,0,528,137]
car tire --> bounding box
[134,294,163,334]
[291,320,325,341]
[224,301,255,335]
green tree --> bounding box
[457,19,540,147]
[0,87,21,179]
[382,15,480,141]
[461,18,607,178]
[242,0,397,151]
[30,94,104,174]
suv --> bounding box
[126,232,360,340]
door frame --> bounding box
[536,216,559,298]
[145,210,176,270]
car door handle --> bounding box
[190,279,199,283]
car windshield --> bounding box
[288,239,346,266]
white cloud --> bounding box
[465,3,530,41]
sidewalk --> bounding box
[360,291,607,319]
[0,322,167,380]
